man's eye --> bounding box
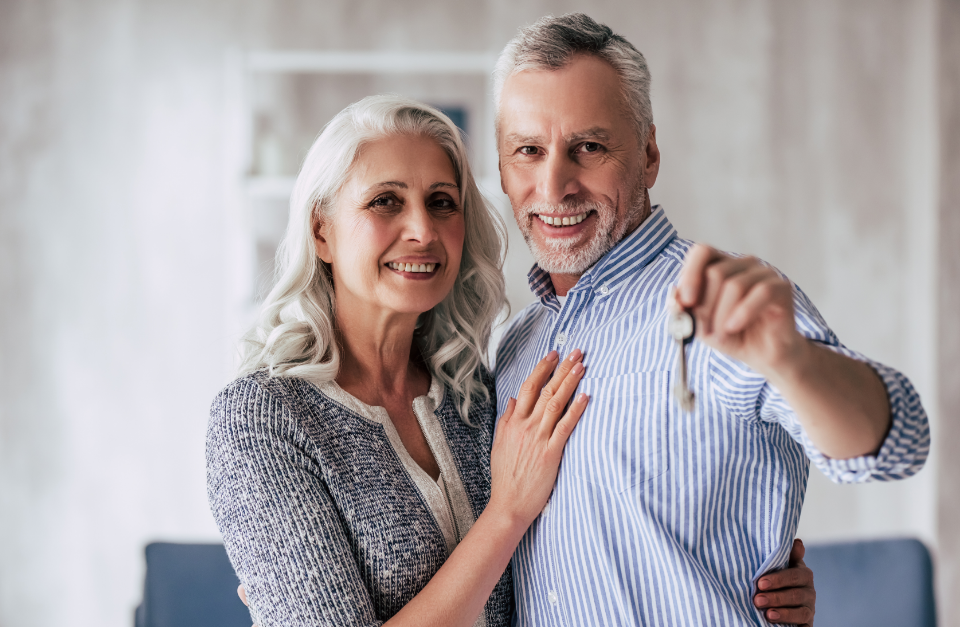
[580,142,602,153]
[519,146,539,155]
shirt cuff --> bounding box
[771,355,930,484]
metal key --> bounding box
[668,297,696,412]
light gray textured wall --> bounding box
[938,0,960,623]
[0,1,948,625]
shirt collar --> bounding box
[526,204,677,302]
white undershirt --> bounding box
[556,294,567,308]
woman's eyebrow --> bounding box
[369,181,407,190]
[364,181,457,193]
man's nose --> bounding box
[402,202,439,245]
[538,151,581,205]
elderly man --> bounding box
[492,13,929,627]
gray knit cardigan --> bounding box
[206,368,513,626]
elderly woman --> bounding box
[208,95,816,627]
[208,95,587,627]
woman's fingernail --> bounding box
[572,363,584,375]
[577,393,588,402]
[547,350,558,360]
[567,348,582,361]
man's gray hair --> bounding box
[493,13,653,142]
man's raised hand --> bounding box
[676,244,802,378]
[677,242,891,459]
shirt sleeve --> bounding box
[206,377,384,627]
[709,283,930,484]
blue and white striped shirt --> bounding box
[495,206,929,626]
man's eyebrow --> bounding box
[504,132,544,145]
[503,128,613,145]
[566,127,612,142]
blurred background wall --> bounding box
[0,0,956,625]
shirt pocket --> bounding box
[566,370,671,493]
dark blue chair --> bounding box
[135,542,251,627]
[135,538,936,626]
[804,538,936,627]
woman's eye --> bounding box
[430,196,459,212]
[370,195,399,208]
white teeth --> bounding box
[388,262,437,273]
[537,212,588,227]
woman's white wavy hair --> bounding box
[240,95,507,424]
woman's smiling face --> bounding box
[314,133,465,319]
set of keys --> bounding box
[667,287,696,412]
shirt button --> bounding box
[548,590,558,605]
[556,332,567,346]
[599,284,609,295]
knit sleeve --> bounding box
[206,376,383,627]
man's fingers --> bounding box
[711,264,770,335]
[758,564,813,590]
[677,244,722,307]
[764,605,814,625]
[754,587,811,608]
[690,256,756,335]
[723,278,792,335]
[789,538,806,565]
[515,351,560,417]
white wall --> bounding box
[0,1,949,625]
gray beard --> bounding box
[518,190,647,275]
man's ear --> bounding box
[312,213,334,264]
[642,124,661,189]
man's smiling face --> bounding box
[498,53,660,288]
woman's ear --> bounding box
[312,213,334,264]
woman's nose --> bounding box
[402,203,439,245]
